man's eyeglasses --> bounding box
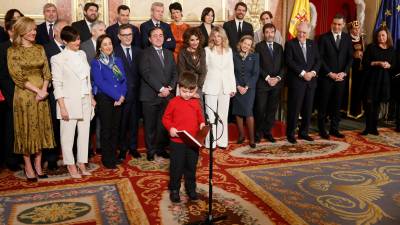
[120,33,132,37]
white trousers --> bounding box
[60,96,91,165]
[204,93,230,148]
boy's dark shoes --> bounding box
[157,150,170,159]
[170,190,181,203]
[186,191,199,201]
[130,149,141,158]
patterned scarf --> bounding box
[99,51,123,81]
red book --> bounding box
[176,125,210,150]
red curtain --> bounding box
[310,0,357,37]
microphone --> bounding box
[202,94,223,125]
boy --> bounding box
[162,71,206,203]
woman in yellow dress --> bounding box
[7,17,55,181]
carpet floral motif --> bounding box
[362,129,400,147]
[230,140,350,159]
[228,152,400,225]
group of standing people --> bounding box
[0,1,399,191]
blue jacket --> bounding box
[233,52,259,89]
[91,57,127,101]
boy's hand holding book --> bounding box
[200,123,206,130]
[170,127,178,137]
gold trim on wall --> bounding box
[72,0,109,25]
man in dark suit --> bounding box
[106,5,141,48]
[139,27,177,161]
[140,2,175,51]
[36,3,58,45]
[317,14,353,139]
[114,24,141,160]
[223,2,254,50]
[72,2,99,42]
[0,26,8,43]
[0,20,20,171]
[254,23,284,143]
[43,19,68,171]
[285,22,321,144]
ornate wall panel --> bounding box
[0,0,55,21]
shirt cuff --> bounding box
[299,70,306,77]
[311,71,317,77]
[265,75,270,81]
[159,86,165,92]
[277,76,282,81]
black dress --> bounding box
[362,43,395,103]
[232,52,259,116]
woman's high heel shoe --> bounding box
[24,169,38,182]
[34,164,48,179]
[77,163,92,176]
[67,165,82,179]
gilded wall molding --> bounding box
[72,0,109,25]
[0,0,55,21]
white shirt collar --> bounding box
[91,38,96,49]
[152,19,160,26]
[85,18,92,31]
[153,46,162,51]
[332,31,342,37]
[235,18,244,29]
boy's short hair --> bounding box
[179,71,197,90]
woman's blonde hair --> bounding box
[208,26,230,50]
[12,17,36,46]
[236,35,255,53]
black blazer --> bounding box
[0,40,14,107]
[223,20,253,50]
[106,23,141,49]
[114,44,141,100]
[285,38,321,86]
[36,22,51,45]
[138,47,177,102]
[0,26,9,43]
[198,23,214,47]
[255,41,285,90]
[71,20,92,42]
[44,40,62,69]
[318,32,353,76]
[140,20,176,51]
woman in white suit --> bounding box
[51,26,96,178]
[203,26,236,148]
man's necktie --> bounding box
[268,43,273,58]
[126,47,132,64]
[238,22,242,38]
[156,22,160,28]
[335,34,340,48]
[49,23,54,40]
[301,43,307,63]
[156,49,164,67]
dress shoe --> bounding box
[77,163,92,176]
[217,146,227,150]
[129,149,141,158]
[147,152,155,161]
[115,158,123,165]
[186,191,199,201]
[67,165,82,179]
[34,163,48,179]
[360,130,369,136]
[330,130,344,138]
[170,190,181,203]
[7,164,21,172]
[287,136,297,144]
[265,134,276,143]
[370,130,379,135]
[24,169,38,182]
[47,162,58,171]
[157,150,170,159]
[249,143,256,148]
[254,135,261,143]
[237,136,244,144]
[298,134,314,141]
[103,163,117,169]
[319,131,330,139]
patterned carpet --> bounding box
[0,128,399,225]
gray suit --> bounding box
[80,39,96,63]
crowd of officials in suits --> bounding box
[0,1,400,184]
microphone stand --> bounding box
[187,96,227,225]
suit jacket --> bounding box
[72,20,92,42]
[203,47,236,95]
[318,32,353,76]
[255,41,285,90]
[106,23,141,48]
[198,23,214,47]
[138,46,177,102]
[233,51,259,89]
[114,44,141,100]
[80,39,96,63]
[51,49,93,119]
[223,20,253,50]
[44,40,62,69]
[0,40,13,107]
[36,22,51,45]
[140,20,176,51]
[0,26,9,43]
[285,38,321,87]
